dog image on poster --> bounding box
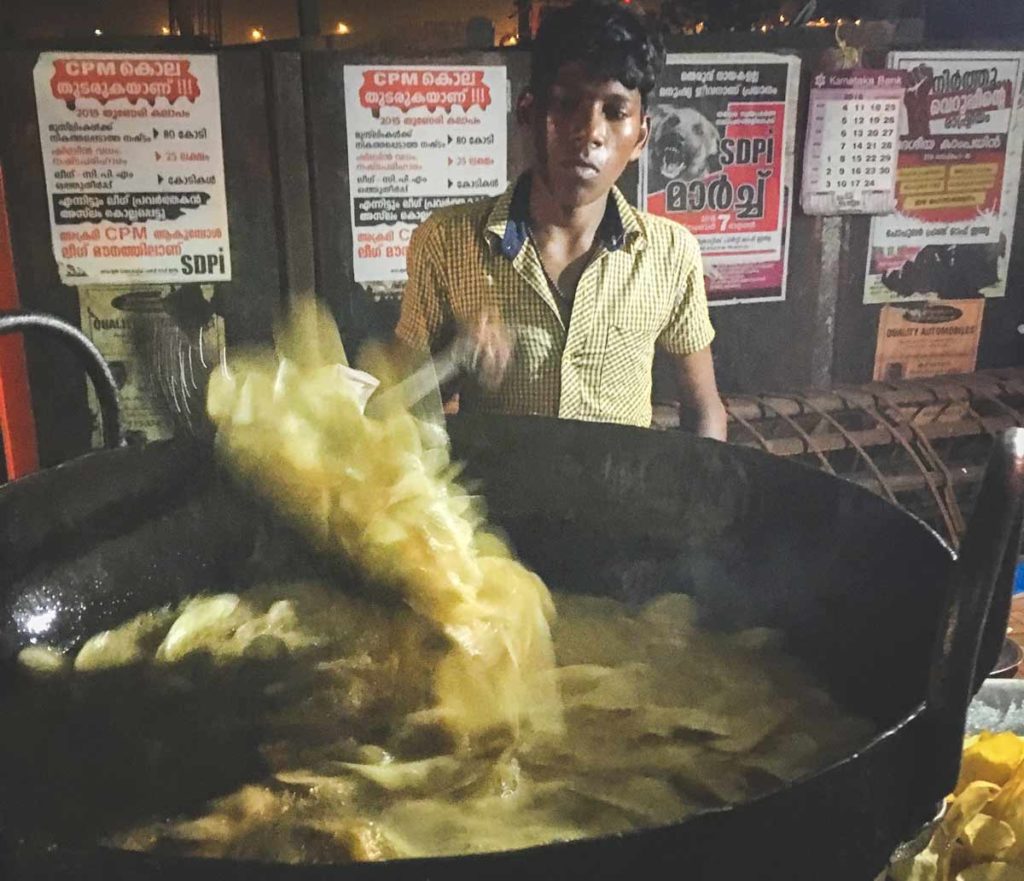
[647,105,721,191]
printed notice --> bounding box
[641,53,800,304]
[78,284,225,446]
[801,69,906,215]
[864,51,1024,303]
[872,299,984,381]
[344,66,507,283]
[34,53,231,284]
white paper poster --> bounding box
[864,51,1024,303]
[801,69,906,215]
[33,53,231,285]
[344,65,507,283]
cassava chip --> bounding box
[940,782,1002,846]
[17,644,69,676]
[963,814,1017,861]
[957,733,1024,795]
[956,863,1024,881]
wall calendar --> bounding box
[801,69,906,215]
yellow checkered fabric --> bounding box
[395,175,715,427]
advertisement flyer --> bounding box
[78,284,225,446]
[641,53,800,304]
[33,53,231,285]
[344,65,507,283]
[864,51,1024,303]
[801,69,906,215]
[872,299,984,381]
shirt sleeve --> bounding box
[394,216,454,355]
[656,231,716,356]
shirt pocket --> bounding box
[599,323,657,417]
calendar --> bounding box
[801,69,906,215]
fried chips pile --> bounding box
[891,732,1024,881]
[16,584,873,861]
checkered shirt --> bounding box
[395,175,715,427]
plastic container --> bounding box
[966,678,1024,735]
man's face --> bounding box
[526,62,650,208]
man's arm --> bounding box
[393,220,511,412]
[670,346,727,441]
[657,232,726,440]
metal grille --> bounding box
[726,370,1024,549]
[657,369,1024,549]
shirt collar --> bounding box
[484,174,645,260]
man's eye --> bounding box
[605,106,628,121]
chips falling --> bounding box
[206,299,562,742]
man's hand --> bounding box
[459,311,513,391]
[671,347,727,441]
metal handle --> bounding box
[366,339,468,418]
[924,428,1024,787]
[0,310,122,450]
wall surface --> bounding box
[2,27,1023,465]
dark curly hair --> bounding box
[529,0,665,110]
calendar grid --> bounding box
[801,70,906,216]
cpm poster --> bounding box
[641,53,800,305]
[864,51,1024,303]
[344,66,507,284]
[33,53,231,285]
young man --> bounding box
[395,0,727,440]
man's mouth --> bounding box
[562,157,601,180]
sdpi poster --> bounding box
[641,53,800,305]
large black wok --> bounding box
[0,414,1021,881]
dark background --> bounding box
[0,3,1023,467]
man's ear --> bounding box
[630,113,652,162]
[516,91,535,127]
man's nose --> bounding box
[572,103,606,148]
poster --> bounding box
[872,299,984,381]
[33,53,231,285]
[641,53,800,304]
[864,51,1024,303]
[78,284,225,446]
[801,69,905,215]
[344,65,507,283]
